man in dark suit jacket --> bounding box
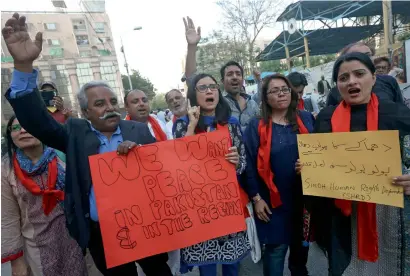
[3,13,171,276]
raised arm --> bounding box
[183,17,201,80]
[2,13,67,152]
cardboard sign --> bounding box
[297,130,403,207]
[89,130,247,268]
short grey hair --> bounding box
[77,80,115,110]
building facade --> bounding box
[1,9,124,121]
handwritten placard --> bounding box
[297,130,403,207]
[89,130,247,268]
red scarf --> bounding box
[331,93,379,262]
[257,113,309,208]
[297,99,305,110]
[13,155,64,215]
[172,116,177,123]
[125,115,168,142]
[196,123,250,218]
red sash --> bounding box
[125,115,168,142]
[297,99,305,110]
[331,93,379,262]
[13,156,63,215]
[257,114,309,208]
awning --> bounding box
[256,25,382,61]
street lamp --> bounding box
[120,26,142,91]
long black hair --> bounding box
[332,52,376,83]
[260,74,299,131]
[187,73,231,131]
[5,115,18,166]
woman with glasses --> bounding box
[1,115,87,276]
[244,74,315,275]
[173,73,250,276]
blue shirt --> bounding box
[89,125,123,221]
[9,69,39,98]
[9,69,124,222]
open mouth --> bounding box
[19,137,33,141]
[174,104,181,109]
[348,88,361,96]
[205,98,215,103]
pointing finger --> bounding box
[187,99,191,109]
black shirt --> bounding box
[326,75,404,106]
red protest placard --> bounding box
[88,129,247,268]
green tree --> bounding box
[217,0,286,70]
[196,30,248,78]
[259,60,286,73]
[150,94,168,111]
[122,70,156,100]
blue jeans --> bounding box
[199,263,239,276]
[263,244,289,276]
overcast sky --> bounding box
[2,0,288,92]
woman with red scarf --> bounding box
[173,73,250,276]
[243,74,315,275]
[305,52,410,275]
[1,115,86,276]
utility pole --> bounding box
[120,27,142,91]
[382,0,393,55]
[120,37,133,91]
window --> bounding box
[100,61,120,99]
[76,63,93,86]
[47,39,60,46]
[95,22,105,33]
[98,49,111,56]
[1,56,13,63]
[79,50,91,57]
[49,64,76,112]
[94,37,110,45]
[72,20,87,31]
[76,35,89,45]
[44,23,57,30]
[49,47,64,57]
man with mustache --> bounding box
[165,89,187,135]
[124,89,172,141]
[2,13,172,276]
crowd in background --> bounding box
[1,12,410,276]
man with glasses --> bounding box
[374,56,392,75]
[326,41,404,106]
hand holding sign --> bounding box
[89,129,246,268]
[297,130,403,207]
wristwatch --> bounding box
[252,194,262,203]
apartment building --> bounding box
[1,4,124,121]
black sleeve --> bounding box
[326,87,341,107]
[395,103,410,136]
[391,77,404,104]
[313,107,334,133]
[5,88,68,152]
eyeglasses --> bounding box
[9,124,22,132]
[267,87,291,95]
[196,84,219,93]
[375,65,388,71]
